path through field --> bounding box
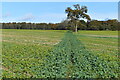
[37,31,119,78]
[2,30,119,78]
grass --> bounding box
[76,30,118,61]
[78,30,118,36]
[2,29,66,46]
[2,29,119,78]
[2,29,66,78]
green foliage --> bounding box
[39,31,119,78]
[65,4,91,32]
[2,42,52,78]
[2,30,119,78]
[2,30,66,78]
[1,19,119,31]
[65,4,91,21]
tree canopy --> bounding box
[65,4,91,32]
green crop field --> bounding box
[1,29,119,78]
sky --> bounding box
[1,0,120,2]
[1,2,118,23]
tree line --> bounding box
[1,19,119,30]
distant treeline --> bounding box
[1,19,119,30]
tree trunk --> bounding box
[75,24,77,33]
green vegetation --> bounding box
[2,29,119,78]
[39,31,119,78]
[1,19,119,31]
[2,29,66,78]
[65,4,91,32]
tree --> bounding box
[65,4,91,32]
[89,20,100,30]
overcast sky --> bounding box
[1,2,118,23]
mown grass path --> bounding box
[38,31,119,78]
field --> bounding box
[2,29,119,78]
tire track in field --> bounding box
[36,31,119,78]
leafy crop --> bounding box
[2,30,119,79]
[2,30,66,78]
[38,31,119,78]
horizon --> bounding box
[1,2,118,23]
